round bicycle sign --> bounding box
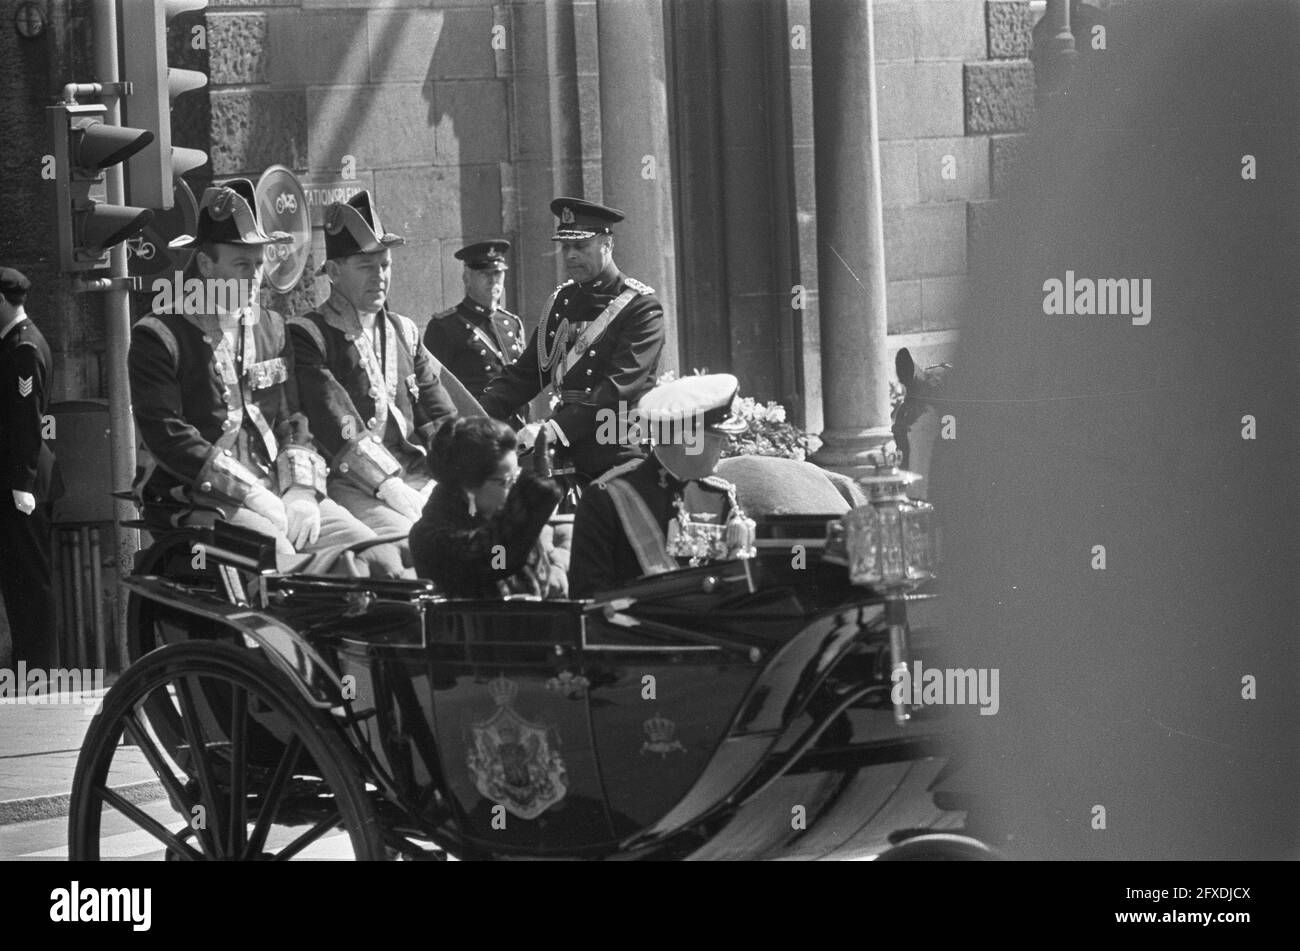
[128,178,199,282]
[255,165,311,293]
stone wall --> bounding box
[202,0,514,331]
[876,0,1035,346]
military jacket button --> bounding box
[588,349,596,356]
[200,481,213,493]
[224,449,233,456]
[339,462,350,473]
[367,417,377,429]
[221,420,233,432]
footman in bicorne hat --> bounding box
[478,197,666,484]
[568,373,756,598]
[130,179,403,576]
[424,240,528,428]
[288,190,462,560]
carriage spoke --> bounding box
[95,786,205,861]
[122,707,195,819]
[271,814,344,861]
[174,674,225,858]
[243,735,303,859]
[227,685,249,858]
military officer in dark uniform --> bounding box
[424,240,527,428]
[289,191,460,547]
[569,374,755,598]
[130,181,402,577]
[478,198,666,482]
[0,268,62,666]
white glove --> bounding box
[12,490,35,515]
[282,487,322,550]
[244,483,288,535]
[376,477,425,522]
[516,421,543,451]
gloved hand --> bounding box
[282,486,321,550]
[244,483,288,535]
[376,477,425,521]
[516,421,543,451]
[12,490,35,515]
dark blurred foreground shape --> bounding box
[937,0,1300,859]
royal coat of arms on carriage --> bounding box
[467,676,568,819]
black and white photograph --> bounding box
[0,0,1295,922]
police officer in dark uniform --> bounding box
[424,240,527,428]
[0,267,61,666]
[478,198,666,483]
[569,374,755,598]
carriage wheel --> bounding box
[69,641,386,861]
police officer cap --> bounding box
[455,240,510,271]
[0,267,31,297]
[639,373,748,434]
[171,178,293,249]
[550,197,625,241]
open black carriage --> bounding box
[69,479,997,861]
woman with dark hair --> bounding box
[410,416,567,598]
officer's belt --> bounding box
[553,388,592,405]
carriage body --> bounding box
[84,512,980,862]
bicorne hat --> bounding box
[170,178,292,249]
[322,190,405,265]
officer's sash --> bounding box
[549,288,640,392]
[458,313,505,363]
[602,477,677,576]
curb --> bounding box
[0,779,164,827]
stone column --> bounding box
[595,0,679,374]
[808,0,893,476]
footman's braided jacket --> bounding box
[289,294,459,493]
[129,307,328,513]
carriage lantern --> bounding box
[841,443,936,725]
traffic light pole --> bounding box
[93,0,138,671]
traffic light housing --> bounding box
[120,0,209,212]
[48,102,156,272]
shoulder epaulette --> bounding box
[622,277,655,296]
[433,306,458,320]
[592,458,643,487]
[134,316,180,370]
[699,474,735,493]
[287,315,327,355]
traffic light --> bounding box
[48,102,156,272]
[120,0,208,212]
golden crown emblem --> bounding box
[488,674,519,707]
